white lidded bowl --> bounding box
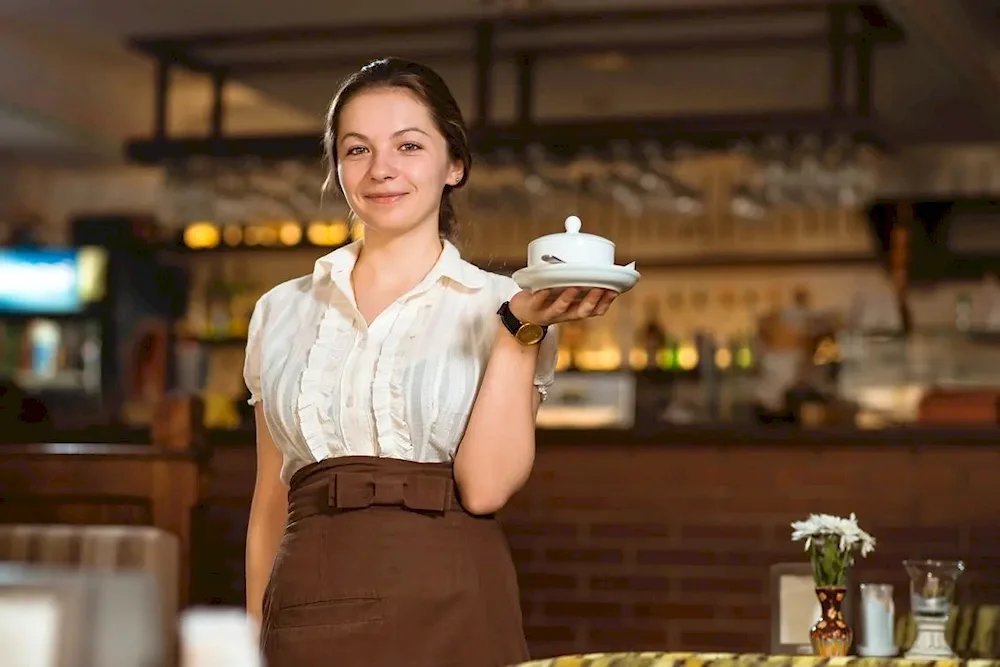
[526,216,615,267]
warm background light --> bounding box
[183,223,220,249]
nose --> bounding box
[367,149,397,181]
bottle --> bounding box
[698,330,720,418]
[662,332,681,371]
[734,330,754,371]
[227,262,255,339]
[955,292,973,333]
[205,265,231,339]
[81,324,101,394]
[561,322,585,372]
[29,319,61,381]
[640,299,667,371]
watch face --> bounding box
[516,323,545,345]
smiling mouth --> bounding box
[365,193,408,204]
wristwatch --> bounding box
[497,301,548,346]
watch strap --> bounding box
[497,301,547,341]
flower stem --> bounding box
[809,537,849,587]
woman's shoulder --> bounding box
[253,274,315,320]
[460,262,520,300]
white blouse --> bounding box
[243,240,559,483]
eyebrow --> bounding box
[340,127,431,144]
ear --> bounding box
[447,160,464,186]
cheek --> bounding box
[408,161,450,191]
[337,163,363,198]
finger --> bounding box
[573,288,605,318]
[551,289,601,323]
[544,288,579,318]
[593,290,618,315]
[528,289,551,309]
[543,289,566,307]
[553,290,617,323]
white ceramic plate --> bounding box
[511,263,641,294]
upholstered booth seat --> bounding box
[0,524,179,659]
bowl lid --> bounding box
[531,216,614,246]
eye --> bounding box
[344,145,368,156]
[399,142,422,152]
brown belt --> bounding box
[289,471,464,519]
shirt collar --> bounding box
[311,239,485,290]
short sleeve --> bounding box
[502,278,560,401]
[243,296,267,406]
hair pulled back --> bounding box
[323,57,472,240]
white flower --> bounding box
[790,512,876,558]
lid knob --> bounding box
[564,215,582,234]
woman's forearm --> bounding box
[245,491,287,621]
[454,328,541,515]
[246,404,289,621]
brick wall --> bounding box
[498,435,1000,659]
[198,430,1000,660]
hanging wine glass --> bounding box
[613,140,681,215]
[523,143,578,217]
[756,134,793,206]
[728,140,769,221]
[638,140,705,216]
[787,134,826,207]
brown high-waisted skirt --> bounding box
[260,456,530,667]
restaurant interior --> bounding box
[2,0,1000,665]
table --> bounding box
[515,653,1000,667]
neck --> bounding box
[354,223,444,287]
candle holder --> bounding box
[903,559,965,659]
[859,583,896,657]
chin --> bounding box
[356,204,435,237]
[357,210,411,234]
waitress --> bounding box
[244,57,619,666]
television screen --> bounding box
[0,247,107,314]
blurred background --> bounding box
[1,0,1000,663]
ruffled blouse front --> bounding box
[243,240,559,483]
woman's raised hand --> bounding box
[509,288,617,326]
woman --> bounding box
[244,57,618,667]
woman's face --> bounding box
[336,87,463,238]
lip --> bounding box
[364,192,408,204]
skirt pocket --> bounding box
[274,597,382,629]
[264,602,384,667]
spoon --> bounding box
[541,254,565,264]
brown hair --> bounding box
[323,57,472,240]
